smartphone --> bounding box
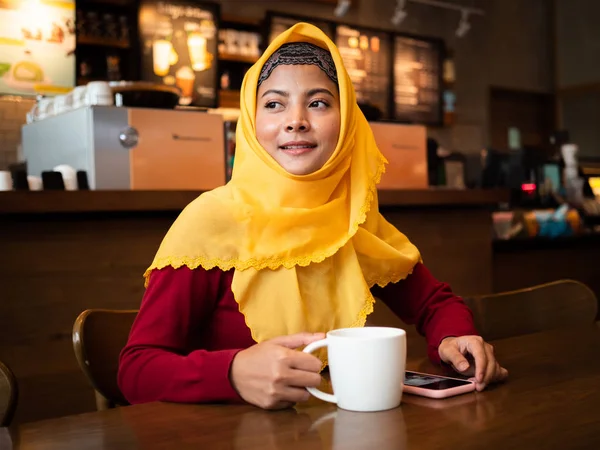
[403,370,475,399]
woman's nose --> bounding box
[285,107,310,132]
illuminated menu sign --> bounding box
[335,24,391,118]
[139,0,219,108]
[393,35,442,124]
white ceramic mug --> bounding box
[303,327,406,412]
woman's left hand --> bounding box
[438,335,508,391]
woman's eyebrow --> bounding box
[261,89,288,98]
[306,88,335,97]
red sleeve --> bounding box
[371,263,478,364]
[118,266,244,404]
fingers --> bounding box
[468,340,509,391]
[269,332,326,349]
[284,368,322,389]
[466,337,488,384]
[479,344,497,390]
[288,350,323,373]
[260,370,318,409]
[275,350,322,388]
[264,400,296,411]
[440,336,509,392]
[440,344,471,374]
[279,386,312,405]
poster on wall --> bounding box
[393,35,443,125]
[0,0,76,97]
[335,24,391,119]
[139,0,219,108]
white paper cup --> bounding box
[53,165,78,191]
[27,175,43,191]
[86,81,114,106]
[0,171,13,191]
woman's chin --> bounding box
[282,164,318,176]
[277,156,322,176]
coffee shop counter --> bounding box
[0,188,507,425]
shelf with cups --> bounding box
[77,35,131,49]
[75,0,139,84]
[217,18,263,110]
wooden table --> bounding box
[5,326,599,450]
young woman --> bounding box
[118,23,507,410]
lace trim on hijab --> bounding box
[258,42,338,87]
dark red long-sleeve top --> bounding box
[118,263,477,405]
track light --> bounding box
[455,9,471,38]
[405,1,484,38]
[391,0,408,26]
[334,0,351,18]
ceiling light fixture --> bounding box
[455,9,471,37]
[406,0,484,38]
[334,0,351,18]
[391,0,408,26]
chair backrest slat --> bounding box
[72,309,138,410]
[0,360,18,426]
[463,280,599,341]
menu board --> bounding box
[393,35,442,124]
[139,0,219,108]
[267,13,334,44]
[335,25,391,118]
[0,0,75,96]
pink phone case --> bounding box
[402,370,476,399]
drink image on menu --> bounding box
[187,31,210,71]
[370,36,380,53]
[139,0,219,108]
[175,65,194,104]
[152,39,172,76]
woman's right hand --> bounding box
[230,332,325,410]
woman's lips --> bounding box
[279,141,317,156]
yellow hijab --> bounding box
[145,23,421,347]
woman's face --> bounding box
[255,64,341,176]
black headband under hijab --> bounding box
[258,42,338,87]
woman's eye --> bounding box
[310,100,329,108]
[265,101,281,109]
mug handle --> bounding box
[303,339,337,404]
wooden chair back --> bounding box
[72,309,138,410]
[0,360,18,427]
[463,279,599,341]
